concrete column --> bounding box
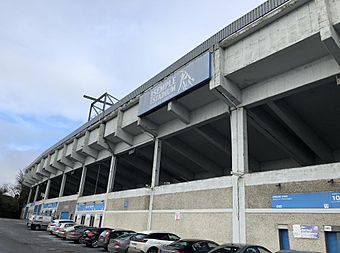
[147,138,162,230]
[106,155,117,193]
[33,185,40,203]
[59,173,67,198]
[230,107,248,243]
[78,166,87,197]
[44,179,51,200]
[27,187,33,204]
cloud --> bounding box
[0,0,266,185]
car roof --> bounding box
[138,230,175,234]
[218,243,256,248]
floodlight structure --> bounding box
[84,93,119,121]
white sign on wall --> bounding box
[293,224,319,239]
[175,212,181,221]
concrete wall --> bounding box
[153,188,232,210]
[246,212,340,252]
[104,212,148,231]
[246,179,340,208]
[56,200,77,219]
[151,212,232,244]
[106,196,150,211]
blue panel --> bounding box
[326,232,339,253]
[138,52,211,116]
[124,200,128,209]
[42,202,58,209]
[60,211,69,219]
[272,192,340,209]
[279,229,290,250]
[77,203,104,211]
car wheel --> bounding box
[92,240,98,248]
[148,248,158,253]
[30,225,35,230]
[35,225,40,231]
[104,246,108,251]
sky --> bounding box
[0,0,266,186]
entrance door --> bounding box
[98,215,103,228]
[80,215,85,225]
[326,232,340,253]
[279,229,290,250]
[89,215,95,226]
[60,211,70,219]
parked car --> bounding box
[160,239,219,253]
[208,243,272,253]
[108,232,137,253]
[276,251,321,253]
[27,215,53,230]
[82,227,112,247]
[98,229,135,251]
[47,219,74,234]
[128,231,181,253]
[55,222,76,238]
[66,226,94,244]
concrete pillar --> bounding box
[33,185,40,203]
[27,187,33,204]
[59,173,67,198]
[78,166,87,197]
[44,179,51,200]
[230,107,248,243]
[147,138,162,230]
[106,156,117,193]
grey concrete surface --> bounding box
[0,218,102,253]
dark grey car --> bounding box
[108,233,137,253]
[276,251,321,253]
[207,243,272,253]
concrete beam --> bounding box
[268,100,333,162]
[194,125,231,155]
[97,123,110,151]
[52,151,65,172]
[33,185,39,203]
[114,110,134,146]
[230,108,247,244]
[78,166,87,197]
[167,101,191,124]
[317,0,340,65]
[44,180,51,200]
[164,137,223,176]
[120,156,152,177]
[248,107,315,166]
[106,156,117,193]
[210,47,241,107]
[137,117,158,137]
[36,160,50,178]
[71,138,86,163]
[241,56,340,107]
[59,173,67,197]
[60,144,75,168]
[45,155,58,174]
[82,131,99,159]
[27,188,33,203]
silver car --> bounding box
[128,231,180,253]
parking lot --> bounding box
[0,218,98,253]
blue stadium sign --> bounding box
[138,52,211,116]
[77,202,104,211]
[272,192,340,208]
[42,202,58,209]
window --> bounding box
[167,233,180,241]
[213,247,239,253]
[257,247,271,253]
[244,248,257,253]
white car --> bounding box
[128,231,181,253]
[27,215,53,230]
[47,219,74,234]
[55,222,76,238]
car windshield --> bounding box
[169,241,190,247]
[117,233,136,240]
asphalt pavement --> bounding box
[0,218,104,253]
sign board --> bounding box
[124,200,128,209]
[77,202,104,211]
[293,224,319,239]
[272,192,340,208]
[138,52,211,116]
[42,202,58,209]
[175,212,181,221]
